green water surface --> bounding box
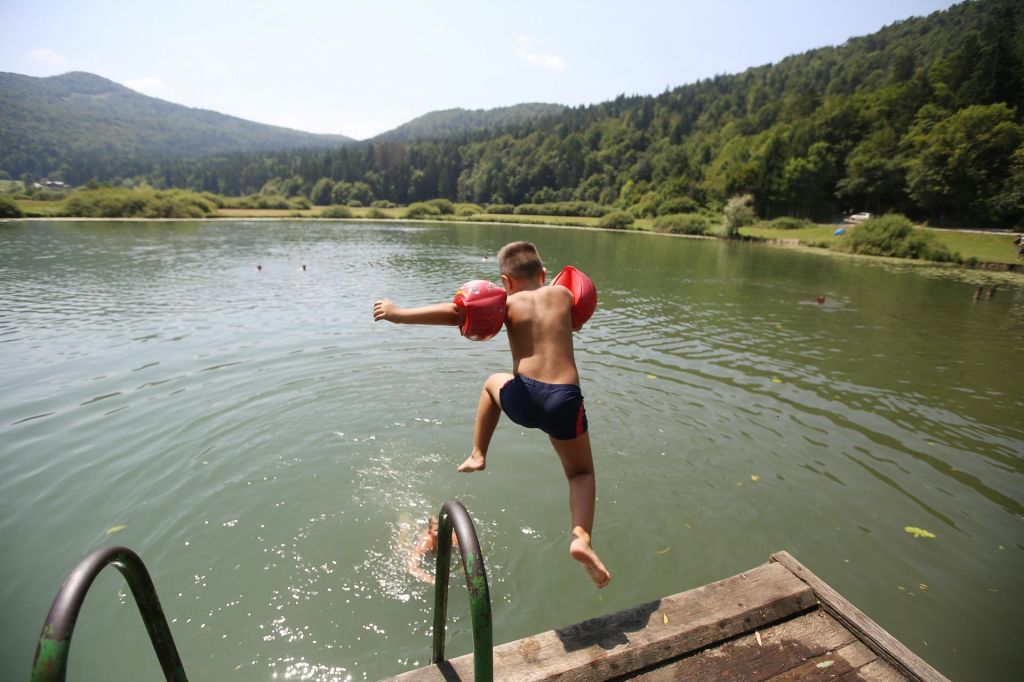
[1,220,1021,681]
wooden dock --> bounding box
[386,551,948,681]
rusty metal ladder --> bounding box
[30,546,187,681]
[29,500,493,682]
[429,499,494,681]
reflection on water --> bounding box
[0,220,1021,681]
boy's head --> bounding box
[498,241,546,290]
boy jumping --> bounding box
[373,241,611,587]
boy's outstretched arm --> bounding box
[373,298,464,326]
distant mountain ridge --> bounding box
[0,71,568,180]
[370,103,567,143]
[0,71,352,178]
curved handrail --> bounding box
[31,546,187,682]
[431,500,493,681]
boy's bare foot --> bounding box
[570,536,611,588]
[457,451,486,472]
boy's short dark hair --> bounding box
[498,241,544,280]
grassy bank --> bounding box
[9,192,1019,267]
[740,221,1020,265]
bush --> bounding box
[319,205,353,218]
[426,198,455,215]
[366,207,389,219]
[723,194,757,237]
[839,214,957,261]
[653,212,710,235]
[0,194,23,217]
[290,196,312,210]
[347,199,363,208]
[310,178,334,206]
[62,187,216,218]
[514,201,611,218]
[456,203,483,217]
[371,200,396,209]
[769,216,814,230]
[199,192,225,208]
[404,202,442,219]
[228,193,291,209]
[657,196,701,216]
[598,210,634,229]
[485,203,515,214]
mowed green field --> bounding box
[741,222,1021,264]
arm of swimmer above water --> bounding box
[408,529,436,584]
[373,299,464,326]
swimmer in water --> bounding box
[407,515,458,584]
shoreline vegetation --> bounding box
[2,188,1021,271]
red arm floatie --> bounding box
[552,266,597,330]
[453,280,507,341]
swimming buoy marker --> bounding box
[552,266,597,330]
[453,280,507,341]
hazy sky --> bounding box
[1,0,958,140]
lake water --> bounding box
[1,219,1021,681]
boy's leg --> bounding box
[458,372,514,472]
[549,432,611,588]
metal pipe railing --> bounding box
[430,500,493,681]
[31,545,187,682]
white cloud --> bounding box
[29,48,68,66]
[515,37,565,72]
[124,76,167,96]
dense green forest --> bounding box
[6,0,1024,227]
[371,104,567,143]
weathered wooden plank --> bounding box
[626,609,859,681]
[834,659,910,682]
[386,561,815,681]
[770,552,950,682]
[765,640,877,681]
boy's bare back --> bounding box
[504,284,579,386]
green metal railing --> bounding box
[431,500,493,681]
[31,503,492,681]
[30,546,187,682]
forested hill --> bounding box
[0,71,352,178]
[11,0,1024,227]
[370,104,567,144]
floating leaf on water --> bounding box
[656,546,671,554]
[816,660,834,669]
[771,377,783,384]
[106,524,127,535]
[919,583,929,592]
[751,475,761,482]
[904,526,936,539]
[646,374,657,379]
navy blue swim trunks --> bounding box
[499,375,588,441]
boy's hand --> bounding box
[373,298,398,322]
